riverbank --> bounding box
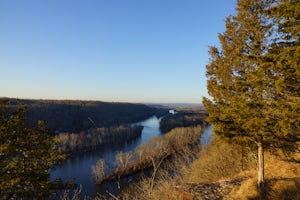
[93,126,204,184]
[55,125,144,156]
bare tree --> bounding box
[91,159,106,183]
[115,151,133,169]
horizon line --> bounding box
[0,96,203,105]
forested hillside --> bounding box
[0,98,165,133]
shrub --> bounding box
[182,136,256,183]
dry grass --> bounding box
[182,136,256,184]
[228,150,300,200]
[227,174,259,200]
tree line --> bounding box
[1,98,166,133]
[56,125,143,154]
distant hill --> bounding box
[1,98,166,133]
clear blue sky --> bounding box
[0,0,236,103]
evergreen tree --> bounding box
[0,102,65,199]
[203,0,299,189]
[269,0,300,138]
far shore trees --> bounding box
[203,0,299,189]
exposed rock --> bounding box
[173,177,246,200]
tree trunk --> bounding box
[257,137,264,189]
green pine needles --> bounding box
[0,102,65,199]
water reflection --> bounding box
[200,125,213,147]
